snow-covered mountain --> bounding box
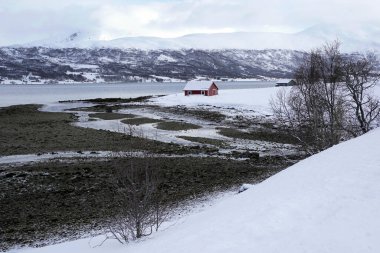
[2,24,379,84]
[19,31,99,49]
[19,24,380,52]
[0,48,304,83]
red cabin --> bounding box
[183,81,219,96]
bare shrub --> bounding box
[272,41,347,154]
[102,161,168,244]
[105,106,113,113]
[122,123,136,138]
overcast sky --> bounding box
[0,0,379,46]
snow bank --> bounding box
[151,87,281,116]
[10,127,380,252]
[152,85,380,119]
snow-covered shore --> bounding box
[150,87,281,117]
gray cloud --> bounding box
[0,0,379,46]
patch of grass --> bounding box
[60,96,154,104]
[155,121,201,131]
[217,127,298,144]
[121,117,163,125]
[177,136,228,147]
[67,104,124,113]
[162,106,226,122]
[89,113,137,120]
[63,96,158,113]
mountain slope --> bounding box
[0,48,304,83]
[10,109,380,253]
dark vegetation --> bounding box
[0,155,293,250]
[121,117,163,125]
[62,96,156,114]
[66,102,225,125]
[159,106,226,122]
[89,113,137,120]
[155,121,201,131]
[217,127,299,144]
[66,104,157,113]
[0,105,207,156]
[67,96,154,104]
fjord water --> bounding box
[0,81,275,107]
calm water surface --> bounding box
[0,81,275,107]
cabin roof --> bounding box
[276,79,294,84]
[183,80,218,91]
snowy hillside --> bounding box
[19,24,380,52]
[10,117,380,252]
[0,48,303,83]
[2,23,379,84]
[21,32,99,49]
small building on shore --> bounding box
[276,79,297,87]
[183,81,219,96]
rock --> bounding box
[238,184,253,193]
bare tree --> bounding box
[272,41,347,154]
[343,52,380,135]
[272,41,380,154]
[102,160,168,244]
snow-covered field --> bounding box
[151,85,380,118]
[151,87,282,117]
[9,116,380,253]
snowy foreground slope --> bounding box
[11,127,380,252]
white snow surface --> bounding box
[152,85,380,118]
[156,54,178,63]
[10,124,380,253]
[151,87,279,116]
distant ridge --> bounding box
[14,24,380,52]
